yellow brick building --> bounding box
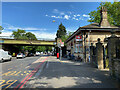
[65,7,120,62]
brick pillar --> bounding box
[108,31,119,76]
[96,38,104,69]
[90,43,94,64]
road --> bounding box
[0,55,48,89]
[0,55,119,89]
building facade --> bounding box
[65,7,120,62]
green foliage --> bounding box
[12,29,37,40]
[12,29,37,53]
[11,45,23,53]
[36,46,46,52]
[61,31,73,42]
[25,32,37,40]
[0,26,4,34]
[56,23,67,38]
[88,2,120,26]
[36,46,52,52]
[24,46,37,53]
[61,31,73,46]
[12,29,26,39]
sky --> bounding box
[1,2,101,39]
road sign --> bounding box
[61,42,64,47]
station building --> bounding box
[65,7,120,62]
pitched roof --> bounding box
[65,23,119,43]
[80,22,118,29]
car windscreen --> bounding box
[18,53,22,55]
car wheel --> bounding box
[9,58,12,61]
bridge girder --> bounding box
[0,38,56,46]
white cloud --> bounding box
[79,17,84,20]
[47,13,86,21]
[51,16,56,18]
[60,12,65,15]
[0,31,56,39]
[45,14,48,16]
[75,18,79,21]
[72,17,76,20]
[72,17,84,21]
[53,9,58,13]
[68,11,72,14]
[67,27,77,32]
[73,15,77,17]
[3,23,46,31]
[0,31,12,37]
[77,14,80,16]
[56,16,62,19]
[51,15,62,19]
[31,31,56,39]
[64,15,70,20]
[83,14,90,18]
[53,9,65,15]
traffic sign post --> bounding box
[56,38,64,60]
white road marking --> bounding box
[25,66,30,69]
[46,61,49,68]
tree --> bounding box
[61,31,73,42]
[56,23,67,38]
[36,46,52,52]
[88,2,120,26]
[12,29,26,39]
[0,26,4,34]
[25,32,37,40]
[36,46,46,52]
[12,29,37,53]
[12,29,37,40]
[24,46,37,53]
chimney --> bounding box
[100,7,110,28]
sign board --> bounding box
[76,36,82,41]
[57,38,62,47]
[61,42,64,47]
[76,44,82,47]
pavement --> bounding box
[24,56,120,89]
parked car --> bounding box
[27,53,34,57]
[35,52,40,56]
[0,49,12,62]
[41,52,43,55]
[16,53,25,59]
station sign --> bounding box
[76,35,82,41]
